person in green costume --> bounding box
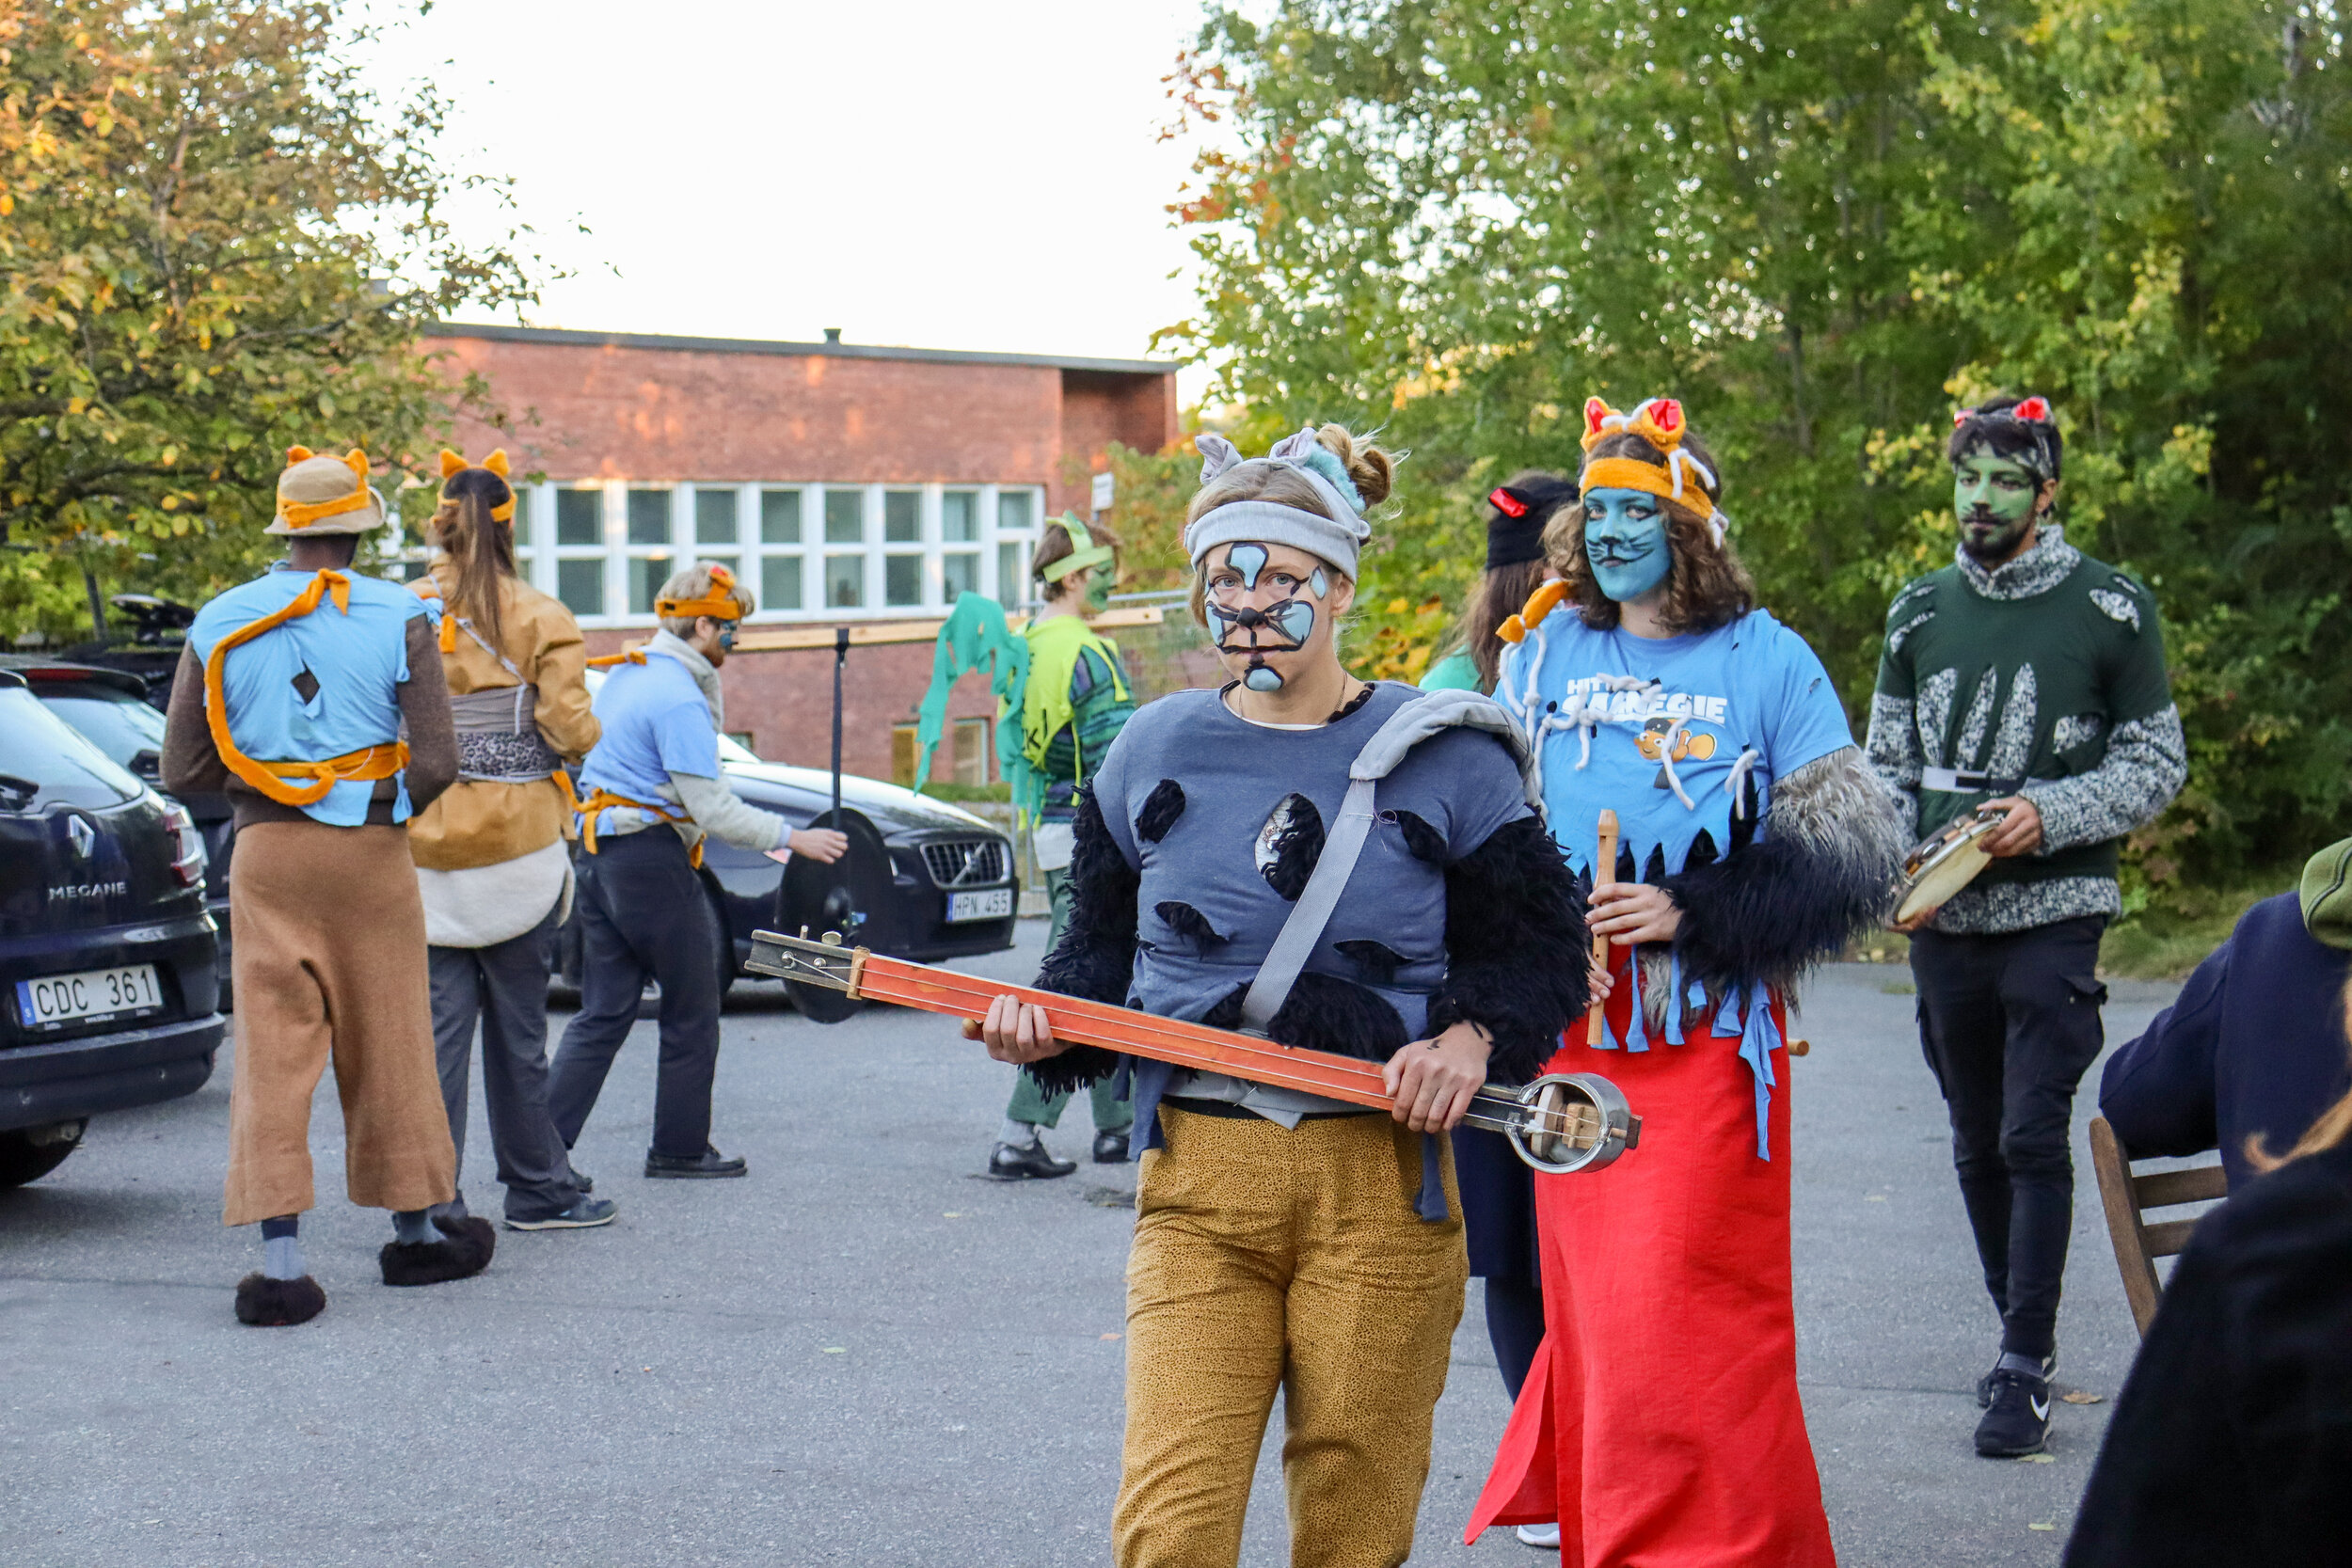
[1866,393,2186,1460]
[1419,471,1578,695]
[989,514,1140,1179]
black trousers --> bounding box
[548,829,723,1160]
[1911,914,2109,1360]
[429,905,580,1223]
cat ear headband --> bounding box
[1184,427,1375,578]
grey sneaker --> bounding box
[506,1196,619,1230]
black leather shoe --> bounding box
[988,1140,1077,1180]
[1092,1131,1131,1164]
[644,1145,748,1180]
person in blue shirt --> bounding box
[1467,398,1906,1565]
[546,562,845,1180]
[162,446,484,1327]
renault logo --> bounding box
[66,816,95,859]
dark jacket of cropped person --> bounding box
[2099,891,2352,1188]
[2062,1136,2352,1567]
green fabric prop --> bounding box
[914,593,1035,815]
[2300,835,2352,951]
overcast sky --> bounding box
[354,0,1218,382]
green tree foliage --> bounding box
[1167,0,2352,891]
[0,0,544,642]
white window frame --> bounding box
[532,480,1043,627]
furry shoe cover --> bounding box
[234,1272,326,1327]
[377,1214,496,1287]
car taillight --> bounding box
[159,800,208,887]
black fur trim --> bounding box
[1335,939,1406,987]
[1663,835,1883,994]
[233,1272,326,1326]
[1386,809,1447,864]
[1685,829,1720,869]
[378,1214,496,1287]
[1029,787,1142,1096]
[1155,902,1229,951]
[1427,816,1590,1085]
[1258,793,1324,900]
[1201,973,1408,1062]
[1136,780,1185,843]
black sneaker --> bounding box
[1092,1131,1131,1164]
[988,1139,1077,1180]
[1977,1351,2057,1408]
[507,1196,619,1230]
[1976,1369,2054,1456]
[644,1145,748,1180]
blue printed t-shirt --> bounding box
[1499,608,1852,879]
[1090,682,1532,1043]
[187,563,431,827]
[578,652,718,836]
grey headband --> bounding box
[1184,428,1375,579]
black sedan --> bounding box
[0,657,236,1006]
[554,690,1019,1002]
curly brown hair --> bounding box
[1542,429,1755,635]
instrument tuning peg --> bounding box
[820,930,843,947]
[798,925,810,940]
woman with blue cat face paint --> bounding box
[1466,397,1907,1567]
[976,423,1595,1568]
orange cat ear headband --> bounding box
[1578,395,1728,546]
[656,562,746,622]
[437,449,516,522]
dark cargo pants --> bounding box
[429,904,580,1224]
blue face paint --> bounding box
[1309,567,1328,599]
[1266,599,1315,642]
[1228,542,1268,590]
[1243,664,1284,692]
[1583,487,1672,602]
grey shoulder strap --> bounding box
[1237,689,1532,1035]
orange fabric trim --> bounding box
[1577,455,1696,509]
[278,487,371,530]
[201,569,414,806]
[1498,579,1570,643]
[652,593,742,621]
[585,649,647,669]
[575,786,703,869]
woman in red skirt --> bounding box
[1465,398,1907,1564]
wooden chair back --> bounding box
[2088,1115,2229,1338]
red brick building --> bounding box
[431,324,1180,781]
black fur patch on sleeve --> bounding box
[1201,973,1408,1063]
[1027,787,1139,1095]
[1385,809,1448,864]
[1426,815,1591,1085]
[1335,939,1406,987]
[1136,779,1185,843]
[1259,793,1325,900]
[1661,747,1905,994]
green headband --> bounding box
[1039,511,1116,583]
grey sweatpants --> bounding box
[429,907,580,1223]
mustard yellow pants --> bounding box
[1115,1106,1467,1568]
[223,820,454,1227]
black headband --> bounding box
[1486,479,1579,568]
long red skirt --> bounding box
[1465,970,1836,1567]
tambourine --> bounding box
[1894,805,2010,924]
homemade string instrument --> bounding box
[746,930,1641,1175]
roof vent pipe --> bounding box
[823,327,842,344]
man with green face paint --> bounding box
[1866,394,2186,1459]
[988,514,1139,1179]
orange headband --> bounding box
[437,448,516,523]
[656,563,746,622]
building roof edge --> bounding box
[427,322,1178,378]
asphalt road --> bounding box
[0,921,2185,1568]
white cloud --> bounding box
[352,0,1212,386]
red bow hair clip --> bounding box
[2012,396,2052,422]
[1488,487,1531,518]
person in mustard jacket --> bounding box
[409,451,614,1232]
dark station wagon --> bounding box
[0,669,223,1187]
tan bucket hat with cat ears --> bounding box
[268,446,389,536]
